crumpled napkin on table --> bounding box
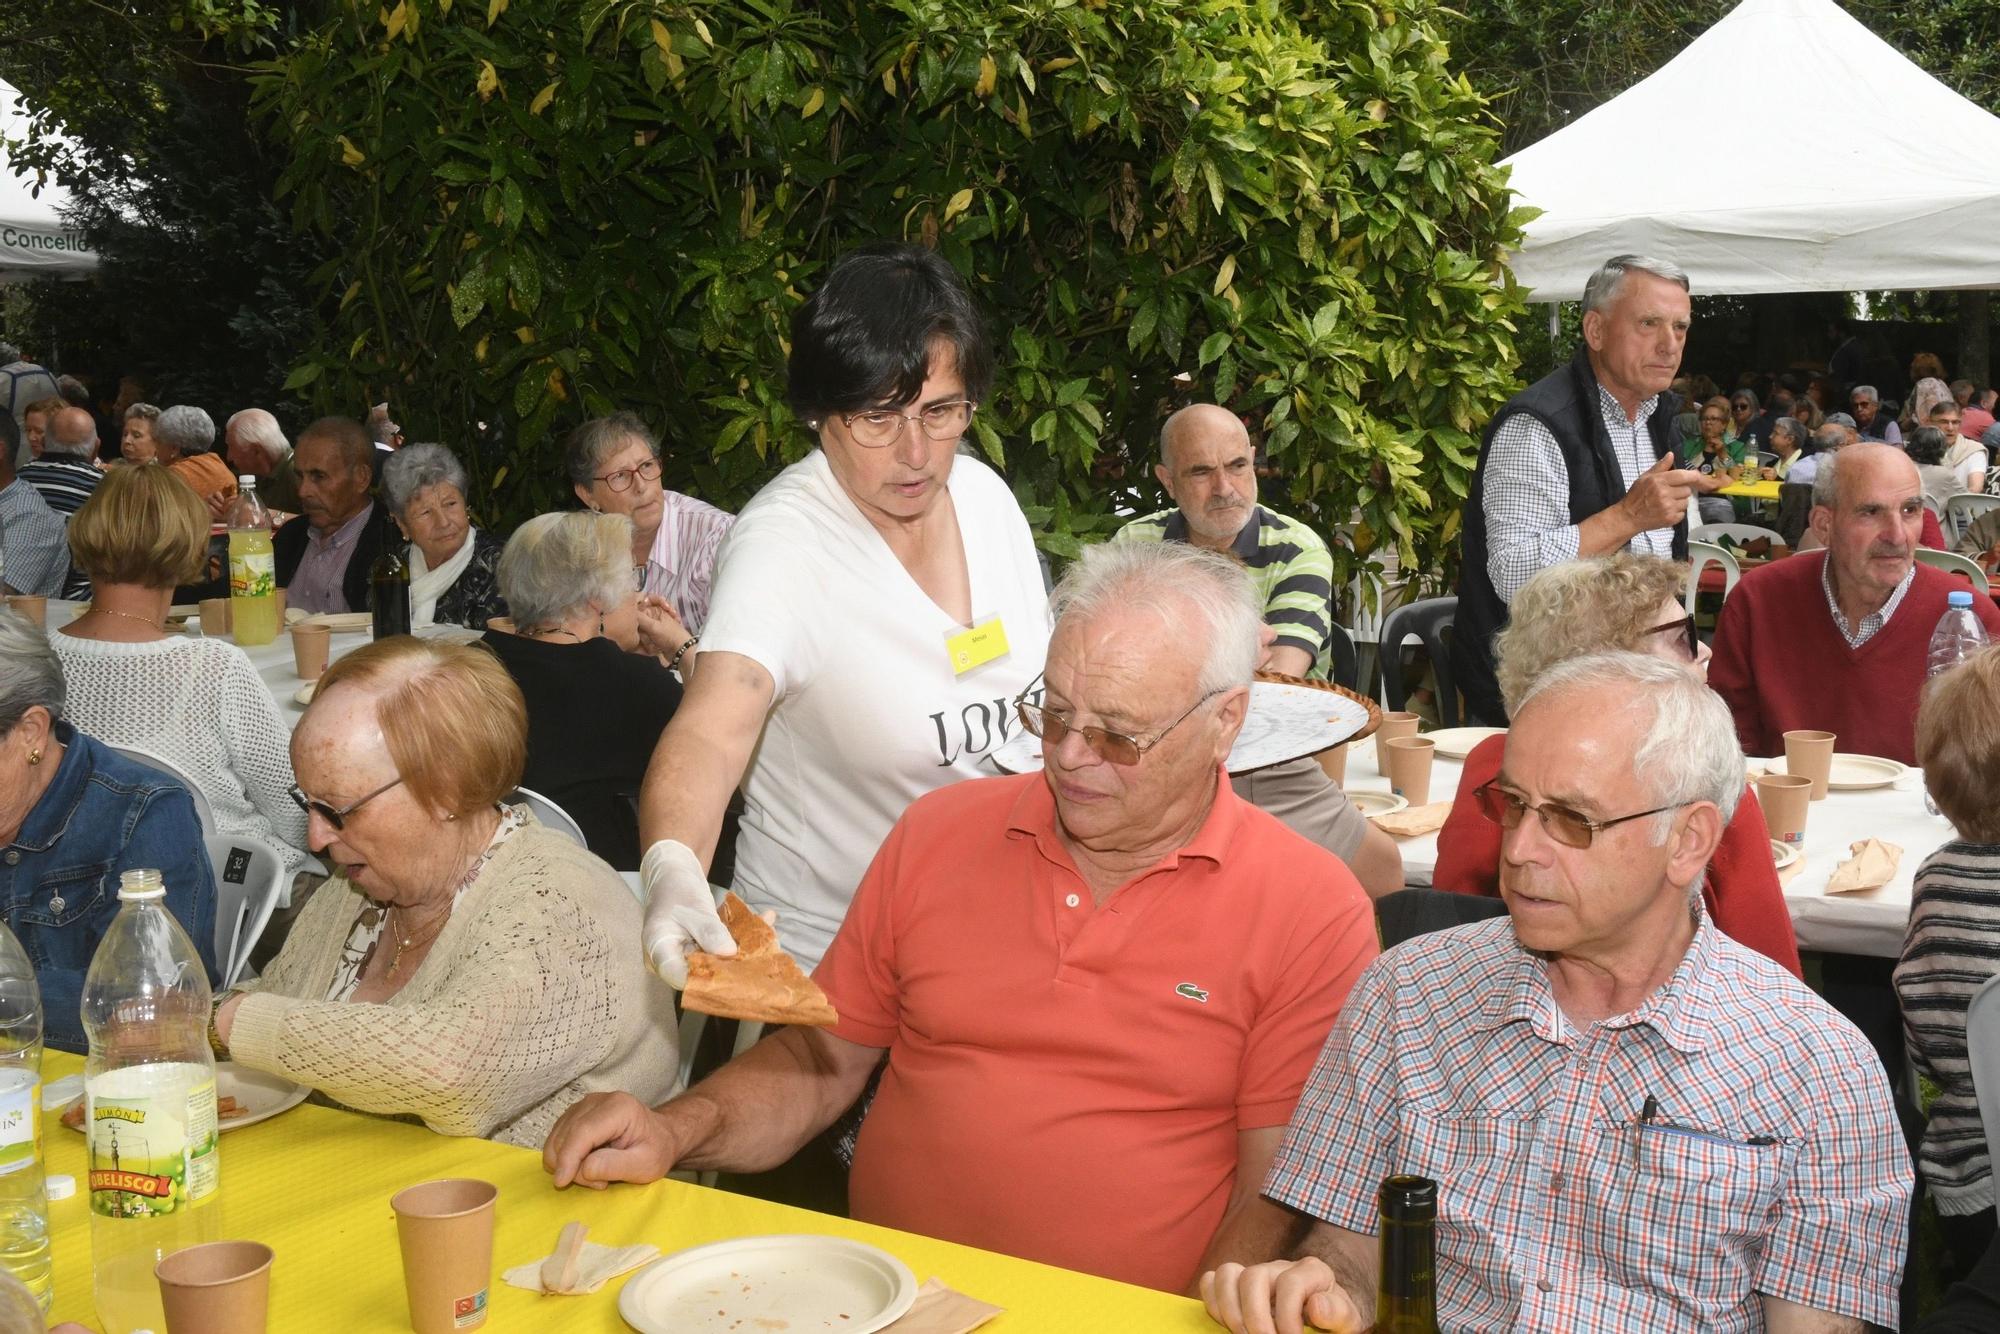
[1371,801,1451,838]
[885,1278,1006,1333]
[1826,838,1902,894]
[502,1240,660,1294]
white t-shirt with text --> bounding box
[701,450,1049,968]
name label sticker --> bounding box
[945,615,1011,676]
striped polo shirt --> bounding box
[17,455,103,516]
[1114,504,1336,677]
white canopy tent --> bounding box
[1500,0,2000,300]
[0,79,97,283]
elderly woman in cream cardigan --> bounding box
[209,637,679,1147]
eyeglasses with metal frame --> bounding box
[840,399,977,449]
[592,457,662,493]
[1013,685,1225,767]
[288,777,404,830]
[1471,780,1686,850]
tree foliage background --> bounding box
[251,0,1530,590]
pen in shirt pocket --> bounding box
[1634,1093,1780,1165]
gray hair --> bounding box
[563,412,654,489]
[1852,385,1880,405]
[123,402,162,426]
[1812,449,1841,507]
[381,442,469,516]
[1048,541,1262,695]
[226,409,289,460]
[1825,412,1858,430]
[1518,650,1743,855]
[1768,416,1807,453]
[0,610,65,731]
[1812,423,1848,457]
[155,405,217,456]
[1581,254,1690,317]
[497,511,634,629]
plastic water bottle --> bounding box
[1927,591,1989,683]
[81,869,220,1334]
[224,477,278,647]
[0,922,49,1315]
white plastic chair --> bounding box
[1945,493,2000,545]
[1685,541,1740,609]
[1915,546,1991,594]
[204,831,289,988]
[504,786,587,848]
[1966,973,2000,1175]
[1689,523,1785,547]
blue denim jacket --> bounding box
[2,723,218,1052]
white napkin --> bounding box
[502,1240,660,1294]
[885,1278,1006,1333]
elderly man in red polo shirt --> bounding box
[543,541,1381,1293]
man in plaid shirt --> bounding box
[1204,651,1909,1333]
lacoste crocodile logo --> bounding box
[1175,982,1210,1003]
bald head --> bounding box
[47,407,98,460]
[1811,443,1922,614]
[1154,404,1257,548]
[1815,441,1915,511]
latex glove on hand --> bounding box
[639,839,735,988]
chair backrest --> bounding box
[1689,523,1785,547]
[204,831,287,989]
[1374,597,1459,728]
[506,786,587,847]
[1685,541,1740,606]
[108,744,214,832]
[1326,622,1359,691]
[1946,493,2000,544]
[1967,973,2000,1174]
[1915,546,1991,594]
[1375,888,1510,951]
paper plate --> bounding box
[1347,791,1409,817]
[286,610,373,633]
[989,679,1375,775]
[1770,840,1799,870]
[618,1235,917,1334]
[61,1062,307,1134]
[1825,754,1908,791]
[1424,727,1506,761]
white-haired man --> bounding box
[1455,255,1704,724]
[545,541,1381,1295]
[1204,652,1909,1333]
[1115,403,1402,897]
[223,408,301,514]
[17,406,103,514]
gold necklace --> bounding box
[387,905,450,972]
[87,605,165,631]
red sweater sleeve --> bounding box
[1704,784,1803,978]
[1923,508,1946,550]
[1706,576,1769,757]
[1433,735,1503,898]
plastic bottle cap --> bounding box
[45,1174,74,1200]
[1949,590,1975,608]
[238,475,254,485]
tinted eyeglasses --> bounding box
[1643,613,1699,662]
[1472,781,1684,850]
[1015,689,1223,766]
[288,777,403,830]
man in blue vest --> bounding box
[1452,255,1704,724]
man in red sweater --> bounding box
[1710,443,2000,764]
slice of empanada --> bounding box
[681,893,838,1027]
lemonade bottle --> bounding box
[225,477,278,646]
[81,870,219,1334]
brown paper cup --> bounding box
[199,597,232,637]
[1783,730,1836,801]
[5,596,45,628]
[1315,742,1349,787]
[290,623,331,681]
[273,587,288,622]
[392,1178,497,1334]
[1382,736,1437,806]
[156,1240,273,1334]
[1374,712,1420,773]
[1756,773,1813,847]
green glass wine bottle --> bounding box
[1373,1174,1439,1333]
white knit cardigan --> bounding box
[229,825,681,1148]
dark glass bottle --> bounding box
[1374,1174,1438,1333]
[369,544,412,639]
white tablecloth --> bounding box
[1338,733,1467,885]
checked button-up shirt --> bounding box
[1267,914,1909,1332]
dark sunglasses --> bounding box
[1472,781,1684,851]
[1643,613,1699,661]
[288,777,403,830]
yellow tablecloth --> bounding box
[1716,477,1781,501]
[41,1053,1209,1331]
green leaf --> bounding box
[1055,377,1089,406]
[1198,330,1231,367]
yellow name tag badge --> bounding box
[946,615,1011,676]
